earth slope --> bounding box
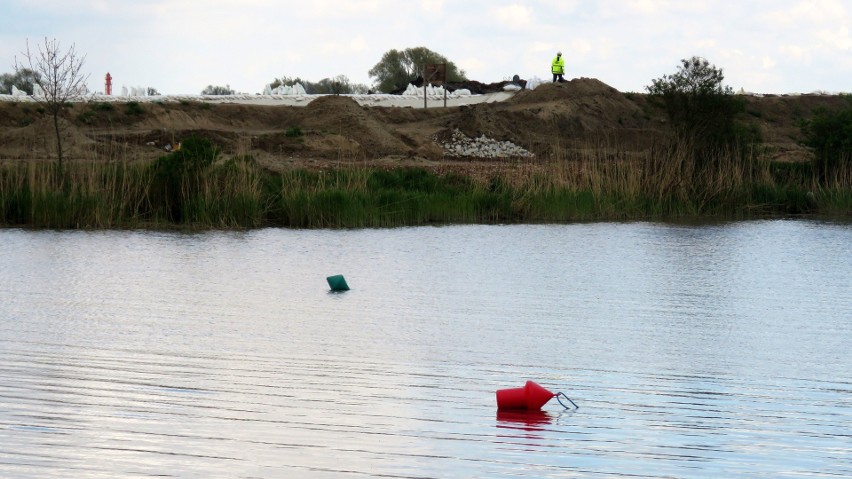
[1,78,848,172]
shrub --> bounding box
[646,57,750,148]
[646,57,761,184]
[148,136,220,221]
[91,102,114,112]
[125,101,144,116]
[801,104,852,183]
[284,126,303,138]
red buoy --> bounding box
[496,380,556,411]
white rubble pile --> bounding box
[435,129,534,159]
[526,76,544,90]
[263,82,307,95]
[120,86,152,96]
[402,83,471,97]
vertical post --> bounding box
[423,63,447,109]
[420,65,429,109]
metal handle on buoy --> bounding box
[556,392,578,409]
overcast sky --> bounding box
[2,0,849,95]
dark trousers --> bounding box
[552,73,564,82]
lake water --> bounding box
[1,220,850,478]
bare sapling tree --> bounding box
[15,37,89,170]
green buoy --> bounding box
[327,274,350,292]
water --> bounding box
[1,220,850,478]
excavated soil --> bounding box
[1,79,849,176]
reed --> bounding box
[0,160,151,228]
[2,137,850,229]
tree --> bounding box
[269,75,369,95]
[646,56,746,148]
[201,84,234,95]
[313,75,369,95]
[270,76,306,91]
[15,38,89,169]
[368,47,466,93]
[1,68,41,95]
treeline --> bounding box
[268,75,370,95]
[4,45,464,96]
[207,46,466,96]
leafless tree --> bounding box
[15,37,89,169]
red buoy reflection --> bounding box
[495,410,554,431]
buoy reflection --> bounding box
[495,410,554,431]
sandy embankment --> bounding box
[0,91,517,108]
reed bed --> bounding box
[2,140,850,230]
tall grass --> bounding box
[2,137,851,230]
[0,161,150,228]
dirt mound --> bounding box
[302,95,410,156]
[304,95,364,117]
[505,78,649,135]
[448,104,517,141]
[1,77,846,168]
[510,78,623,104]
[0,117,97,160]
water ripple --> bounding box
[1,222,851,478]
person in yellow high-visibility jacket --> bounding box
[551,52,566,83]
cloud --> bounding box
[420,0,445,10]
[779,44,811,62]
[491,4,534,30]
[302,0,386,17]
[624,0,669,14]
[817,27,852,50]
[3,0,850,94]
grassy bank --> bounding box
[2,143,851,229]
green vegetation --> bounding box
[368,46,467,93]
[125,101,144,116]
[801,101,852,184]
[0,67,40,95]
[3,56,850,230]
[284,126,303,138]
[3,136,851,229]
[646,57,759,151]
[91,102,114,112]
[201,84,235,95]
[269,75,369,95]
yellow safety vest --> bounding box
[552,56,565,74]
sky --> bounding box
[1,0,850,95]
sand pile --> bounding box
[302,96,410,156]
